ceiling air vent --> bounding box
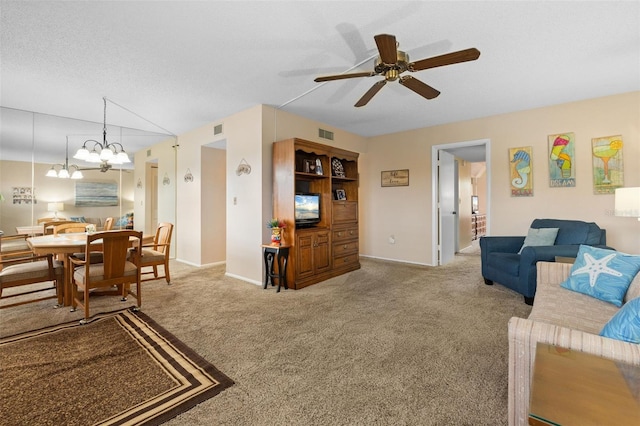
[214,124,223,135]
[319,128,334,141]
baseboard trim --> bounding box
[225,272,262,287]
[359,254,433,267]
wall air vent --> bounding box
[319,128,334,141]
[214,124,223,135]
[147,149,152,157]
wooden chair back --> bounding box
[37,217,67,224]
[70,230,142,322]
[153,222,174,255]
[53,222,87,235]
[103,217,114,231]
[42,220,76,235]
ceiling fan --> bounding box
[78,161,130,173]
[314,34,480,107]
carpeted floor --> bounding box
[0,249,531,425]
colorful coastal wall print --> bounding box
[592,135,624,194]
[509,147,533,197]
[548,132,576,188]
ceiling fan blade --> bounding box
[314,72,375,82]
[409,48,481,71]
[399,76,440,99]
[355,80,386,107]
[374,34,398,65]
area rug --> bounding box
[0,308,234,425]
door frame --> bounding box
[431,138,491,266]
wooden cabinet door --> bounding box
[313,230,331,273]
[296,233,314,279]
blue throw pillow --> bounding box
[70,216,87,223]
[115,215,128,226]
[518,227,559,254]
[561,245,640,307]
[600,297,640,343]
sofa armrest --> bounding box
[480,236,524,255]
[508,317,640,426]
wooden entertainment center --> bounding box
[272,138,360,289]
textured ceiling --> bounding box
[1,1,639,164]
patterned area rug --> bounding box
[0,308,234,425]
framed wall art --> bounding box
[548,132,576,187]
[509,147,533,197]
[335,189,346,200]
[592,134,624,194]
[12,187,37,205]
[75,181,118,207]
[381,169,409,187]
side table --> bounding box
[261,244,290,292]
[529,343,640,425]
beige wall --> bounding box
[132,91,639,285]
[458,159,473,250]
[1,160,134,232]
[363,91,640,263]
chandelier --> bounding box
[73,97,131,164]
[46,137,83,179]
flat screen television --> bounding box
[295,193,321,227]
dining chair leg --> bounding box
[164,262,171,284]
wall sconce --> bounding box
[615,187,640,221]
[184,168,194,183]
[236,158,252,176]
[137,178,143,189]
[162,173,170,186]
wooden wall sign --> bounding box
[381,169,409,187]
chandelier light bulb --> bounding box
[87,150,102,163]
[74,147,90,160]
[99,147,114,161]
[71,170,83,179]
[116,151,130,163]
[58,168,70,179]
[46,167,58,177]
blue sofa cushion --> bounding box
[561,245,640,307]
[518,227,559,254]
[600,297,640,343]
[531,219,602,245]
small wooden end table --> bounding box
[261,244,290,293]
[529,343,640,425]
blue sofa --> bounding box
[480,219,610,305]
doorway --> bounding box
[431,139,491,265]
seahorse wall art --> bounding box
[509,146,533,197]
[548,132,576,187]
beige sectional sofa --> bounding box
[507,261,640,425]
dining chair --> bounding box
[37,217,67,224]
[0,253,64,308]
[0,233,33,271]
[139,222,174,284]
[103,217,114,231]
[53,222,88,235]
[69,230,142,323]
[42,220,76,235]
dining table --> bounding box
[27,232,152,307]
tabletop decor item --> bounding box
[266,218,287,245]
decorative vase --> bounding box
[271,227,282,245]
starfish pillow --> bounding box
[561,245,640,307]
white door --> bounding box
[438,150,457,265]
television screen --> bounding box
[295,193,320,225]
